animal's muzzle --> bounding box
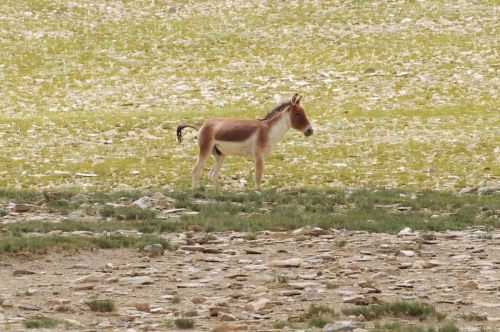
[304,127,314,137]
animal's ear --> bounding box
[296,95,302,104]
[291,93,299,105]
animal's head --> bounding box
[288,94,313,136]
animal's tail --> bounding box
[176,124,198,143]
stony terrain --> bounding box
[2,227,500,331]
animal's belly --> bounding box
[215,139,254,156]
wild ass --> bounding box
[177,94,313,189]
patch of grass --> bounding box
[0,234,170,254]
[342,301,445,321]
[2,189,500,243]
[86,299,115,312]
[272,320,287,329]
[461,312,487,321]
[308,316,329,328]
[244,232,257,241]
[173,189,500,234]
[325,281,339,289]
[274,273,289,285]
[174,318,195,329]
[372,321,459,332]
[335,239,347,248]
[298,304,336,328]
[161,320,174,328]
[24,316,60,329]
[184,310,198,317]
[99,206,157,220]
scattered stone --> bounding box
[120,276,154,286]
[220,312,237,321]
[324,321,356,332]
[134,303,151,312]
[398,227,415,236]
[280,290,302,296]
[343,295,370,305]
[245,298,271,312]
[478,184,500,195]
[13,269,36,276]
[74,273,104,283]
[461,280,479,290]
[18,304,41,311]
[400,250,416,257]
[270,258,302,268]
[132,196,154,209]
[422,260,443,268]
[143,244,164,257]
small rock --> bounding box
[245,298,271,312]
[120,276,154,286]
[398,227,414,236]
[423,260,442,268]
[12,204,33,213]
[220,312,237,321]
[13,269,36,276]
[324,321,356,332]
[400,250,416,257]
[245,249,262,255]
[143,244,164,257]
[280,290,302,296]
[192,297,207,304]
[132,196,154,209]
[478,184,500,195]
[18,304,41,311]
[134,303,151,312]
[270,258,302,268]
[343,295,368,305]
[461,280,479,290]
[74,274,104,284]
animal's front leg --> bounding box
[255,155,263,189]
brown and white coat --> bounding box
[177,94,313,189]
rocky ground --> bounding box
[2,226,500,331]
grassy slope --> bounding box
[0,0,498,191]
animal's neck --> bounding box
[266,111,291,147]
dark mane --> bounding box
[260,101,291,121]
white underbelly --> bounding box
[215,137,255,156]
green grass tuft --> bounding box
[174,318,195,329]
[342,301,444,321]
[86,299,115,312]
[24,316,60,329]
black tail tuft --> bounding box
[176,124,198,143]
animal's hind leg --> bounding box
[192,129,213,189]
[255,154,264,190]
[209,149,225,183]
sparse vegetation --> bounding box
[86,299,115,313]
[174,318,195,329]
[372,321,459,332]
[0,233,170,254]
[1,189,500,254]
[342,301,445,321]
[298,304,336,328]
[272,320,287,329]
[24,316,61,329]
